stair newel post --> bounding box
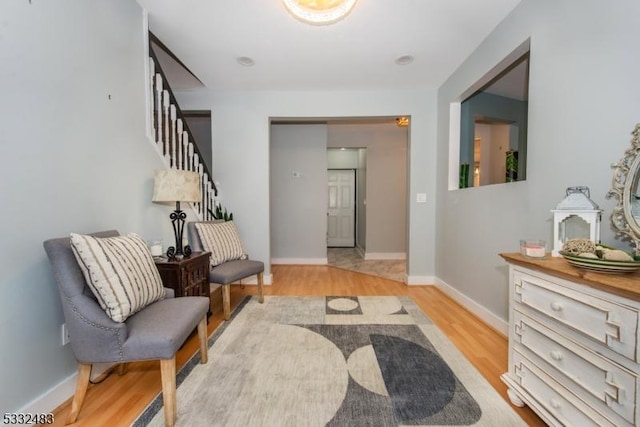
[149,59,155,137]
[176,119,183,170]
[163,90,170,162]
[170,105,177,168]
[155,74,163,149]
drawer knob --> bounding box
[550,398,561,409]
[550,350,563,361]
[550,302,563,311]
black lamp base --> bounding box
[166,201,192,260]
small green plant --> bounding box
[212,202,234,221]
[505,150,518,182]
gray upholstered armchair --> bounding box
[43,230,209,427]
[187,221,264,320]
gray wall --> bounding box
[436,0,640,323]
[270,123,407,262]
[0,0,182,413]
[176,90,437,282]
[270,124,328,261]
[327,123,408,255]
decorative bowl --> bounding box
[558,250,640,274]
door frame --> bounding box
[327,168,356,248]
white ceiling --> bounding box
[138,0,522,92]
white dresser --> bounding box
[501,253,640,427]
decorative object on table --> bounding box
[558,238,640,274]
[459,163,469,188]
[519,239,546,259]
[607,123,640,256]
[149,240,163,257]
[551,186,602,256]
[152,169,202,259]
[505,150,518,182]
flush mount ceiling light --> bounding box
[282,0,358,25]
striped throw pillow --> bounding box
[195,221,247,266]
[70,233,165,323]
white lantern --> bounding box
[551,186,602,256]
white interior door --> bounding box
[327,169,355,247]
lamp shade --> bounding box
[152,169,201,203]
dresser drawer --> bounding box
[514,310,637,424]
[512,350,619,427]
[513,270,639,361]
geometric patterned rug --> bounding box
[132,296,526,427]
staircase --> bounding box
[147,39,217,220]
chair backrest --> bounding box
[43,230,127,362]
[187,220,224,252]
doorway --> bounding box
[327,169,356,247]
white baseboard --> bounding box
[271,258,328,265]
[405,275,435,285]
[433,277,508,336]
[18,362,115,415]
[364,252,406,260]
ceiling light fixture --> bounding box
[282,0,358,25]
[396,117,409,127]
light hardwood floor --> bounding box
[46,265,544,426]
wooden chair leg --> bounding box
[118,362,128,375]
[160,357,177,427]
[66,362,92,424]
[222,284,231,320]
[197,315,208,364]
[257,272,264,303]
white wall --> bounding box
[270,124,328,262]
[0,0,180,413]
[176,90,438,283]
[435,0,640,328]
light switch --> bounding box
[416,193,427,203]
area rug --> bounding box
[132,296,525,427]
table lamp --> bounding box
[152,169,201,259]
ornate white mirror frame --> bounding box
[607,123,640,255]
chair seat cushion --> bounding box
[210,259,264,285]
[123,296,209,361]
[70,233,165,323]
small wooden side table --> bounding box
[154,251,211,314]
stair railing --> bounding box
[148,44,217,220]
